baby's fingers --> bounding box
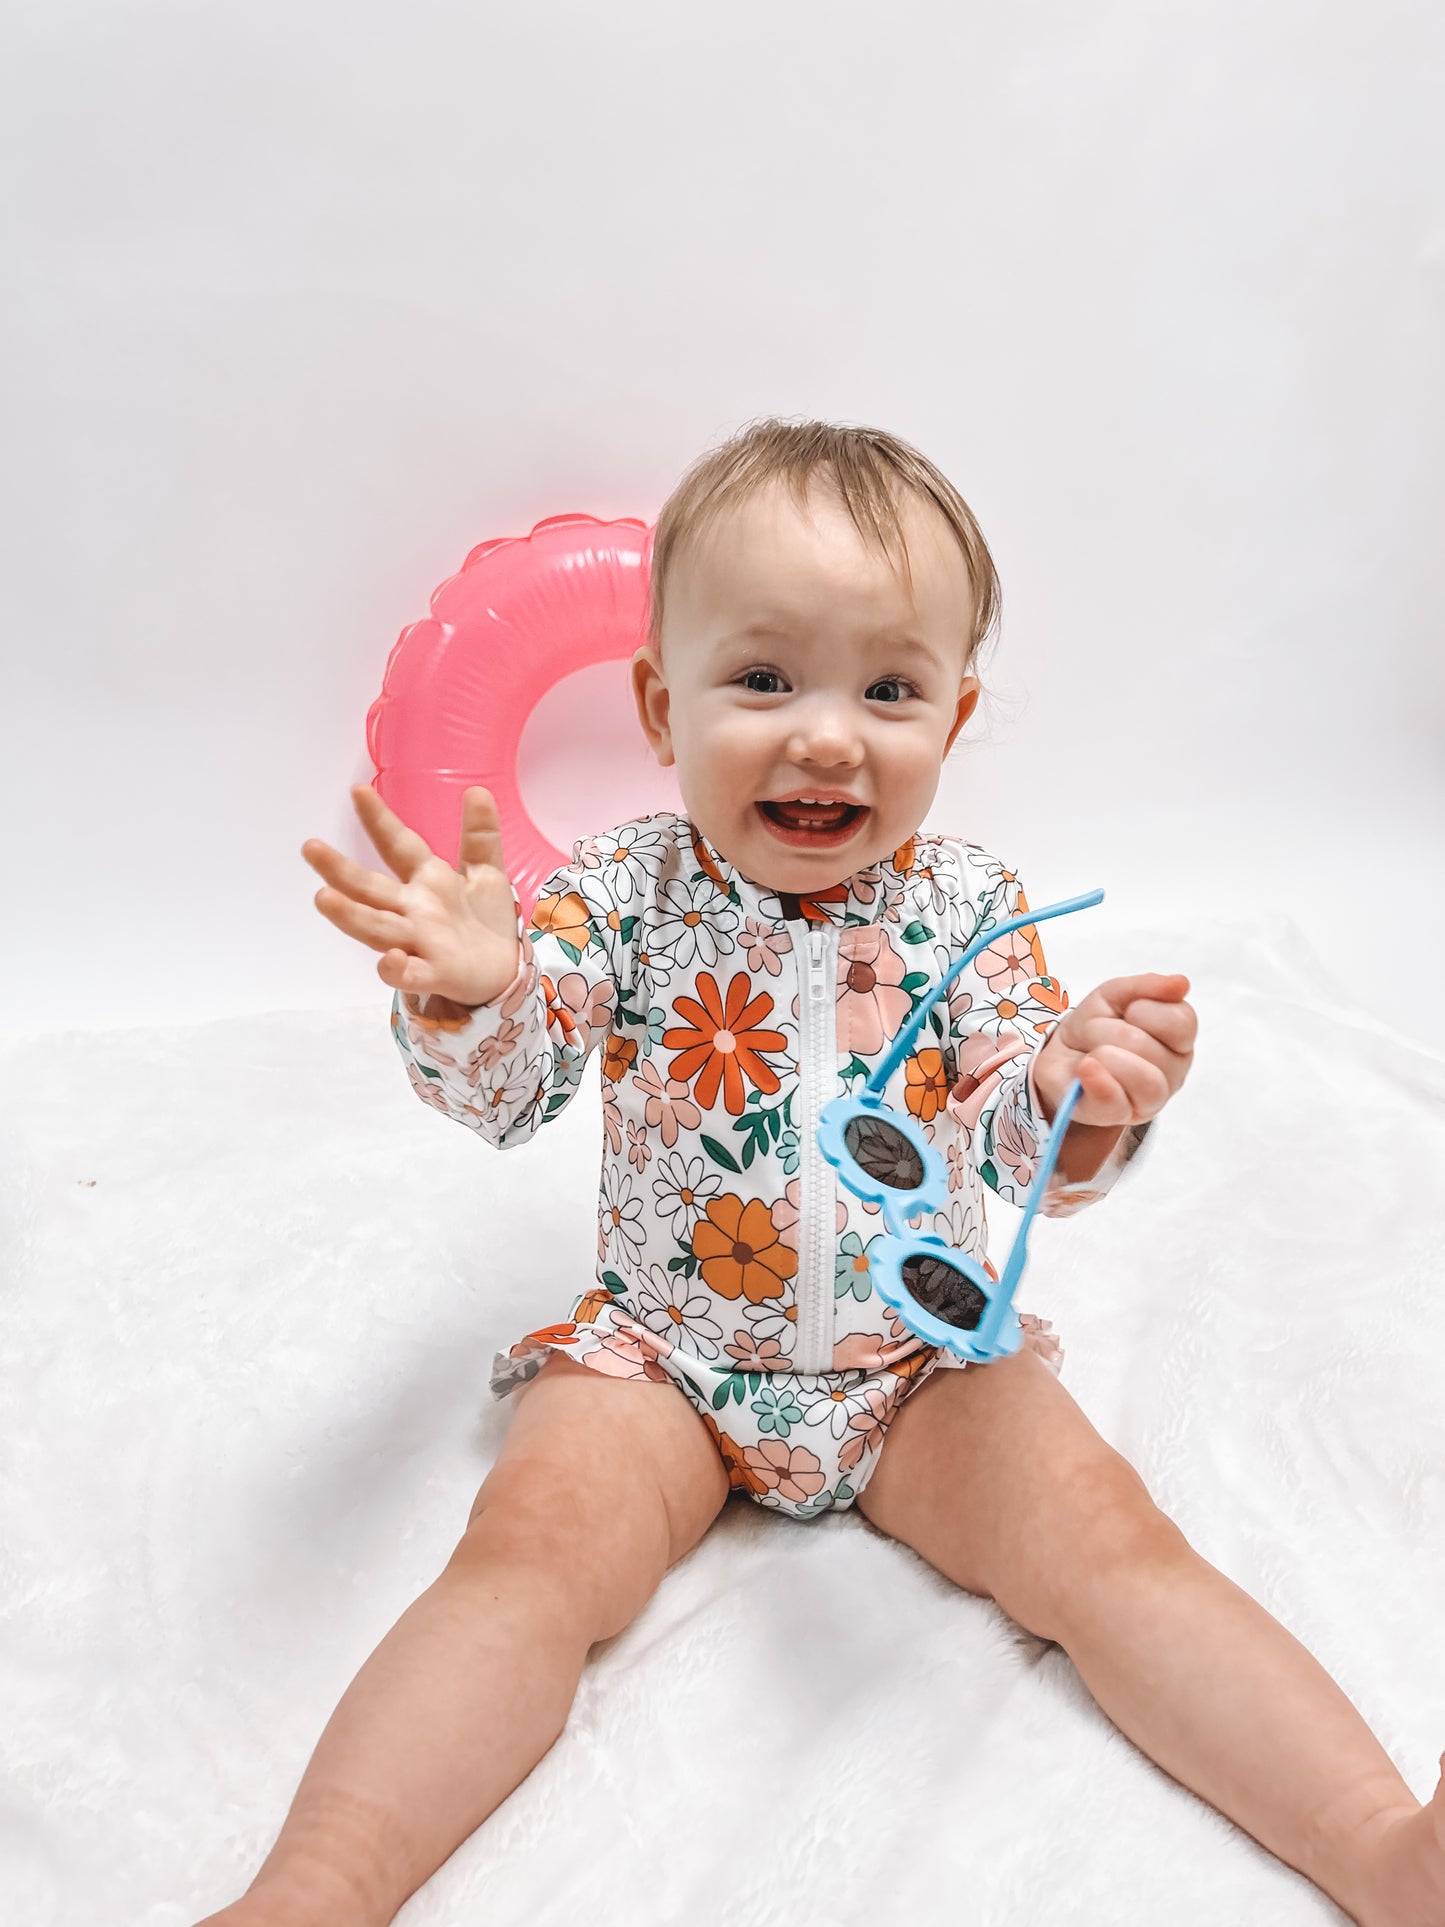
[302,838,404,913]
[457,786,506,878]
[377,947,443,996]
[1086,1044,1171,1118]
[1123,993,1197,1056]
[1072,1052,1132,1119]
[313,886,412,955]
[351,784,437,882]
[1086,1014,1190,1087]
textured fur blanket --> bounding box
[5,913,1443,1926]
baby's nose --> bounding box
[787,708,865,767]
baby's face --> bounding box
[632,480,981,891]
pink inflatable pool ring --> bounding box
[367,513,682,916]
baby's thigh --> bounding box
[859,1349,1181,1631]
[457,1354,731,1642]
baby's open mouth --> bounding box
[756,799,869,847]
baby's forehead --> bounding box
[673,481,972,637]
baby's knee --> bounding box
[1004,1454,1189,1641]
[1058,1456,1191,1595]
[446,1458,668,1644]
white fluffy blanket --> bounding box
[6,913,1444,1926]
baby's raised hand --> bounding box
[1031,972,1196,1130]
[302,786,521,1012]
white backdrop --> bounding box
[3,1,1441,1042]
[5,11,1445,1924]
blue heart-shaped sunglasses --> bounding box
[816,887,1103,1364]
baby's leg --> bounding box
[197,1354,730,1927]
[860,1351,1442,1927]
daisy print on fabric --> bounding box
[797,1371,877,1441]
[929,1196,985,1260]
[650,1150,721,1241]
[599,1164,647,1265]
[574,823,668,903]
[633,1262,725,1360]
[741,1296,801,1360]
[643,875,740,972]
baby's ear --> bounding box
[631,646,674,766]
[943,675,982,755]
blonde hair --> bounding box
[646,416,1001,668]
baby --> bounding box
[205,421,1445,1926]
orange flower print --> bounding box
[739,1438,826,1504]
[601,1031,638,1083]
[837,926,913,1056]
[1014,886,1050,977]
[523,1321,581,1346]
[664,972,786,1115]
[529,890,591,956]
[904,1046,951,1123]
[1030,975,1069,1018]
[793,883,850,921]
[572,1287,614,1324]
[692,1193,798,1302]
[892,836,917,874]
[887,1344,937,1385]
[689,823,729,889]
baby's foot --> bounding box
[1352,1752,1445,1927]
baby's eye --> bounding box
[866,677,918,704]
[740,668,787,694]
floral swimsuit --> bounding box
[394,811,1150,1521]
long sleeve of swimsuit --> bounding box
[941,845,1152,1220]
[390,851,627,1150]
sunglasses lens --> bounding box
[900,1251,986,1332]
[842,1113,926,1190]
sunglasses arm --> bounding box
[974,1075,1085,1355]
[866,887,1104,1097]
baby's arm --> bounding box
[394,874,621,1149]
[303,785,622,1149]
[946,860,1191,1217]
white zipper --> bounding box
[795,921,838,1373]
